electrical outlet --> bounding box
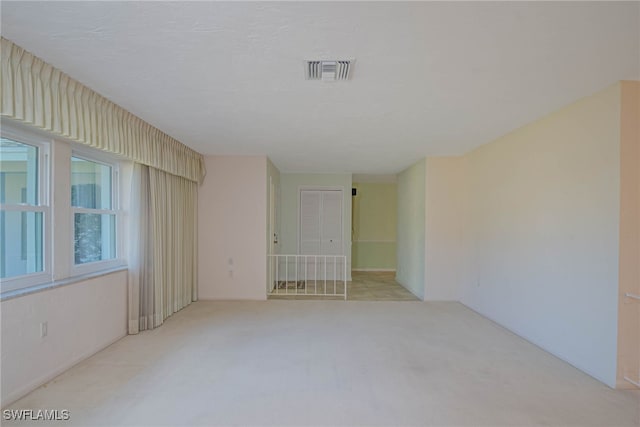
[40,321,48,338]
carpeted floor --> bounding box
[4,300,638,426]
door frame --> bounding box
[269,176,276,255]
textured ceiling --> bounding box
[1,2,638,174]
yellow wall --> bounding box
[352,182,397,270]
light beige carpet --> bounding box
[4,301,639,426]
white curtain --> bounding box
[0,37,202,333]
[128,164,198,334]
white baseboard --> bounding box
[352,268,396,272]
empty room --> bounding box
[0,1,639,426]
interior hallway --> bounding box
[4,301,638,426]
[348,271,418,301]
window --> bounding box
[0,136,49,288]
[71,155,117,268]
[1,122,124,296]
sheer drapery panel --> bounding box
[128,164,198,334]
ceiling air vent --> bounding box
[305,60,353,81]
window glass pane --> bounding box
[0,210,43,278]
[74,213,116,264]
[71,157,112,209]
[0,138,38,205]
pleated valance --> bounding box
[0,37,205,183]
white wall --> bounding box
[461,83,622,387]
[396,159,426,299]
[198,156,268,300]
[1,271,128,406]
[424,157,469,301]
[279,173,352,280]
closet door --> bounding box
[299,190,322,255]
[320,190,343,255]
[299,189,343,255]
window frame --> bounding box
[69,149,123,276]
[0,126,52,292]
[0,121,128,298]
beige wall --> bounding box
[424,157,470,301]
[1,271,128,406]
[617,80,640,388]
[457,83,622,387]
[198,156,268,300]
[413,83,629,386]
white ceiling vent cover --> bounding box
[305,60,353,81]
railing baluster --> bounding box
[269,255,272,293]
[324,256,327,295]
[333,255,338,295]
[285,256,288,295]
[305,255,308,294]
[344,256,347,300]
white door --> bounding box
[299,189,343,256]
[299,190,322,255]
[320,190,343,255]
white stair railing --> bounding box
[267,254,347,300]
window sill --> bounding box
[0,266,128,302]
